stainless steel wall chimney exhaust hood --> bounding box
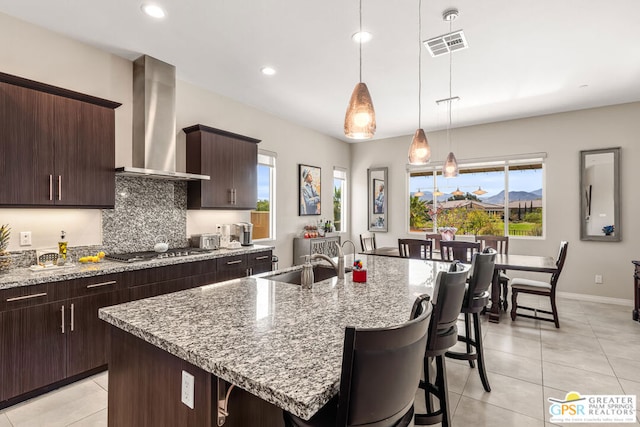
[116,55,209,181]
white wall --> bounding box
[0,12,351,266]
[350,103,640,301]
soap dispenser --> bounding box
[301,255,314,290]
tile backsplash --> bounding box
[102,176,188,253]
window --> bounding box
[252,150,276,240]
[333,168,347,232]
[408,155,544,238]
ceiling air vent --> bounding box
[423,30,468,57]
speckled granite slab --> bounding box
[99,256,455,420]
[0,245,273,290]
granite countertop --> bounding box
[99,255,456,420]
[0,245,274,290]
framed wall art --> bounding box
[299,164,321,216]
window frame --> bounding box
[406,153,546,239]
[333,167,348,233]
[254,149,276,241]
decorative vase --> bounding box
[438,227,457,241]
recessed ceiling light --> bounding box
[141,3,166,19]
[352,31,372,43]
[579,84,589,89]
[260,67,276,76]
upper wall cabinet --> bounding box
[184,124,260,210]
[0,73,121,208]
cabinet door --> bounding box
[232,139,258,209]
[249,251,272,275]
[1,302,66,400]
[217,254,248,282]
[54,98,115,207]
[66,290,124,377]
[187,131,234,208]
[0,82,55,206]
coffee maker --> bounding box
[234,222,254,246]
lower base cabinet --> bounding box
[0,250,272,406]
[1,302,67,402]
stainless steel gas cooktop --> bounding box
[106,248,211,263]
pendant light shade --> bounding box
[408,129,431,164]
[443,151,459,178]
[452,187,464,196]
[433,188,444,197]
[407,0,431,165]
[414,188,424,197]
[344,82,376,139]
[473,186,487,195]
[344,0,376,140]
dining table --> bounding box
[361,247,558,323]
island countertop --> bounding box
[99,255,454,420]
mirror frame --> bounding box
[580,147,621,241]
[368,167,388,232]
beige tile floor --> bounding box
[0,295,639,427]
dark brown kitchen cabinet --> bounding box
[184,124,260,209]
[0,274,124,404]
[0,72,120,208]
[0,301,67,402]
[217,250,273,281]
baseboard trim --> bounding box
[557,291,633,307]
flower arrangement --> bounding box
[602,225,614,235]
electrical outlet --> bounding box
[19,231,32,246]
[595,274,603,284]
[181,370,194,409]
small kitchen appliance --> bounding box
[235,222,254,246]
[189,233,220,250]
[217,224,232,248]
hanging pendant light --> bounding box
[344,0,376,139]
[452,187,464,196]
[473,186,487,195]
[408,0,431,164]
[433,188,444,197]
[414,188,425,197]
[442,8,459,178]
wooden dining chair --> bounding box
[425,233,443,250]
[360,233,377,252]
[476,235,510,310]
[440,241,481,264]
[398,239,433,260]
[510,241,569,328]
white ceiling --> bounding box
[1,0,640,143]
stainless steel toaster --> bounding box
[189,233,220,250]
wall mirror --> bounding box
[580,147,620,241]
[368,167,388,232]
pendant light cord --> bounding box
[447,17,453,152]
[359,0,363,83]
[418,0,422,128]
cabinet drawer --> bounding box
[64,273,123,299]
[216,255,247,272]
[125,260,216,288]
[248,251,272,265]
[0,283,54,312]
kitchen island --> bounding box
[98,256,454,426]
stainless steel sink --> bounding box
[263,265,348,285]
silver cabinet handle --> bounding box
[61,305,65,334]
[86,280,117,289]
[58,175,62,201]
[6,292,47,302]
[226,259,242,265]
[231,188,237,205]
[49,175,53,201]
[228,189,233,204]
[70,303,74,332]
[255,256,269,260]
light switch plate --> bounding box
[181,370,195,409]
